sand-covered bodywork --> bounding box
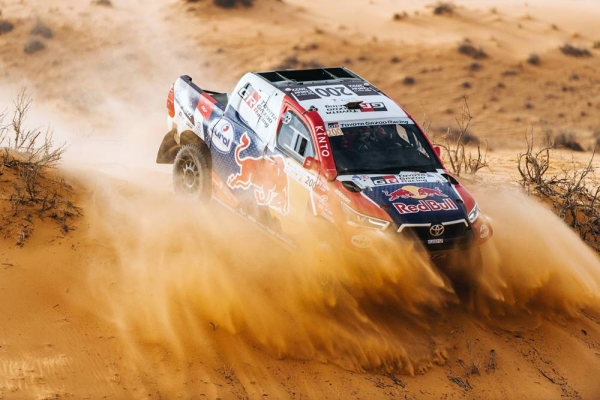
[0,0,599,398]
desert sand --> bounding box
[0,0,600,399]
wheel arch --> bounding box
[157,129,209,164]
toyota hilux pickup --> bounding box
[156,67,492,287]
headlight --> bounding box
[468,203,481,224]
[341,203,390,230]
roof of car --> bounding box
[253,67,410,126]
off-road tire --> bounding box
[172,144,211,202]
[437,246,483,302]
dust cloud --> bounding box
[475,188,600,318]
[81,170,600,378]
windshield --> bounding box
[328,123,442,174]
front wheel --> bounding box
[435,246,483,303]
[172,144,211,202]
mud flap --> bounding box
[156,130,179,164]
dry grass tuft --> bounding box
[458,40,488,59]
[213,0,253,8]
[24,39,45,54]
[91,0,113,6]
[431,98,489,176]
[31,21,53,39]
[553,131,584,152]
[560,43,592,58]
[433,2,455,15]
[0,19,14,35]
[518,134,599,251]
[527,53,540,65]
[0,89,80,245]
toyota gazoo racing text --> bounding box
[157,67,493,274]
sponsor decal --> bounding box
[359,102,388,112]
[212,119,234,153]
[257,101,277,128]
[238,84,277,128]
[351,175,369,181]
[227,132,290,215]
[197,94,217,120]
[371,174,427,186]
[327,127,343,137]
[345,83,381,96]
[351,234,373,248]
[383,185,447,201]
[480,223,490,239]
[284,158,321,190]
[326,122,343,137]
[339,119,412,128]
[393,199,458,214]
[322,102,387,116]
[289,87,320,101]
[334,188,351,204]
[239,84,261,109]
[175,89,200,125]
[324,104,356,115]
[314,125,331,158]
[428,238,444,245]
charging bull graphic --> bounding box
[383,188,415,201]
[384,185,448,201]
[227,132,290,215]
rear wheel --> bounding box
[172,144,211,202]
[435,246,483,303]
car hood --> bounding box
[338,172,468,225]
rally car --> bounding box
[156,67,492,283]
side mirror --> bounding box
[302,156,320,171]
[434,146,441,157]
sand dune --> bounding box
[1,0,600,398]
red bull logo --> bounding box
[227,132,290,215]
[394,199,458,214]
[417,187,447,198]
[383,185,448,201]
[383,188,415,201]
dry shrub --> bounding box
[433,2,454,15]
[213,0,253,8]
[273,55,322,70]
[594,41,600,49]
[392,12,408,21]
[0,90,80,245]
[403,76,415,85]
[458,40,488,59]
[0,20,14,35]
[31,21,53,39]
[553,131,584,152]
[560,43,592,57]
[518,134,599,251]
[527,53,540,65]
[24,39,45,54]
[91,0,113,6]
[431,98,489,176]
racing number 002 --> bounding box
[314,86,354,98]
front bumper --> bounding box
[340,215,493,253]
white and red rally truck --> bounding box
[157,67,492,290]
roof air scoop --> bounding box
[345,101,363,110]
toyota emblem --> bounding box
[430,224,444,237]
